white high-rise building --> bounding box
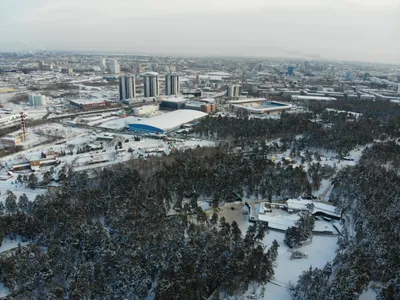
[110,59,120,74]
[227,85,241,98]
[119,76,136,100]
[165,74,180,95]
[143,74,159,97]
[29,94,47,106]
[100,58,106,73]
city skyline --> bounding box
[0,0,399,65]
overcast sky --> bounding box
[0,0,399,64]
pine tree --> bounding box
[18,193,30,213]
[210,212,219,226]
[5,190,18,214]
[43,171,52,184]
[28,173,38,189]
[0,201,5,216]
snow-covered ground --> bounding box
[0,122,216,187]
[260,234,337,299]
[359,288,378,300]
[0,181,46,203]
[0,282,11,299]
[215,204,338,300]
[0,236,30,253]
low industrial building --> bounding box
[184,100,217,113]
[133,105,159,116]
[0,113,24,127]
[1,131,28,146]
[229,98,292,114]
[69,99,120,111]
[291,95,337,101]
[159,98,186,110]
[29,94,47,106]
[128,110,208,134]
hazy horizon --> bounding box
[1,0,399,64]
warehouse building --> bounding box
[69,100,120,111]
[128,110,207,134]
[133,105,159,116]
[291,95,337,101]
[159,98,187,110]
[184,101,217,113]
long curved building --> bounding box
[128,110,207,134]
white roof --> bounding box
[291,95,337,101]
[130,110,207,132]
[286,198,341,218]
[70,99,108,105]
[258,213,299,231]
[161,98,187,103]
[140,72,159,76]
[207,71,231,77]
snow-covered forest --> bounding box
[1,98,400,299]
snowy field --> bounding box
[0,182,46,203]
[0,122,216,189]
[258,234,338,299]
[0,236,30,254]
[0,283,10,299]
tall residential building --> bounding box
[328,67,336,79]
[119,76,136,100]
[100,58,106,73]
[110,59,120,74]
[397,83,400,96]
[143,74,159,97]
[165,74,180,95]
[227,85,240,98]
[288,66,294,76]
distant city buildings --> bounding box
[29,94,47,106]
[110,59,120,74]
[100,58,106,73]
[143,73,159,97]
[345,72,352,81]
[165,74,180,95]
[61,68,73,75]
[328,67,336,79]
[227,85,241,98]
[288,66,294,76]
[119,76,136,100]
[38,61,53,71]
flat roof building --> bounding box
[291,95,337,101]
[128,110,207,134]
